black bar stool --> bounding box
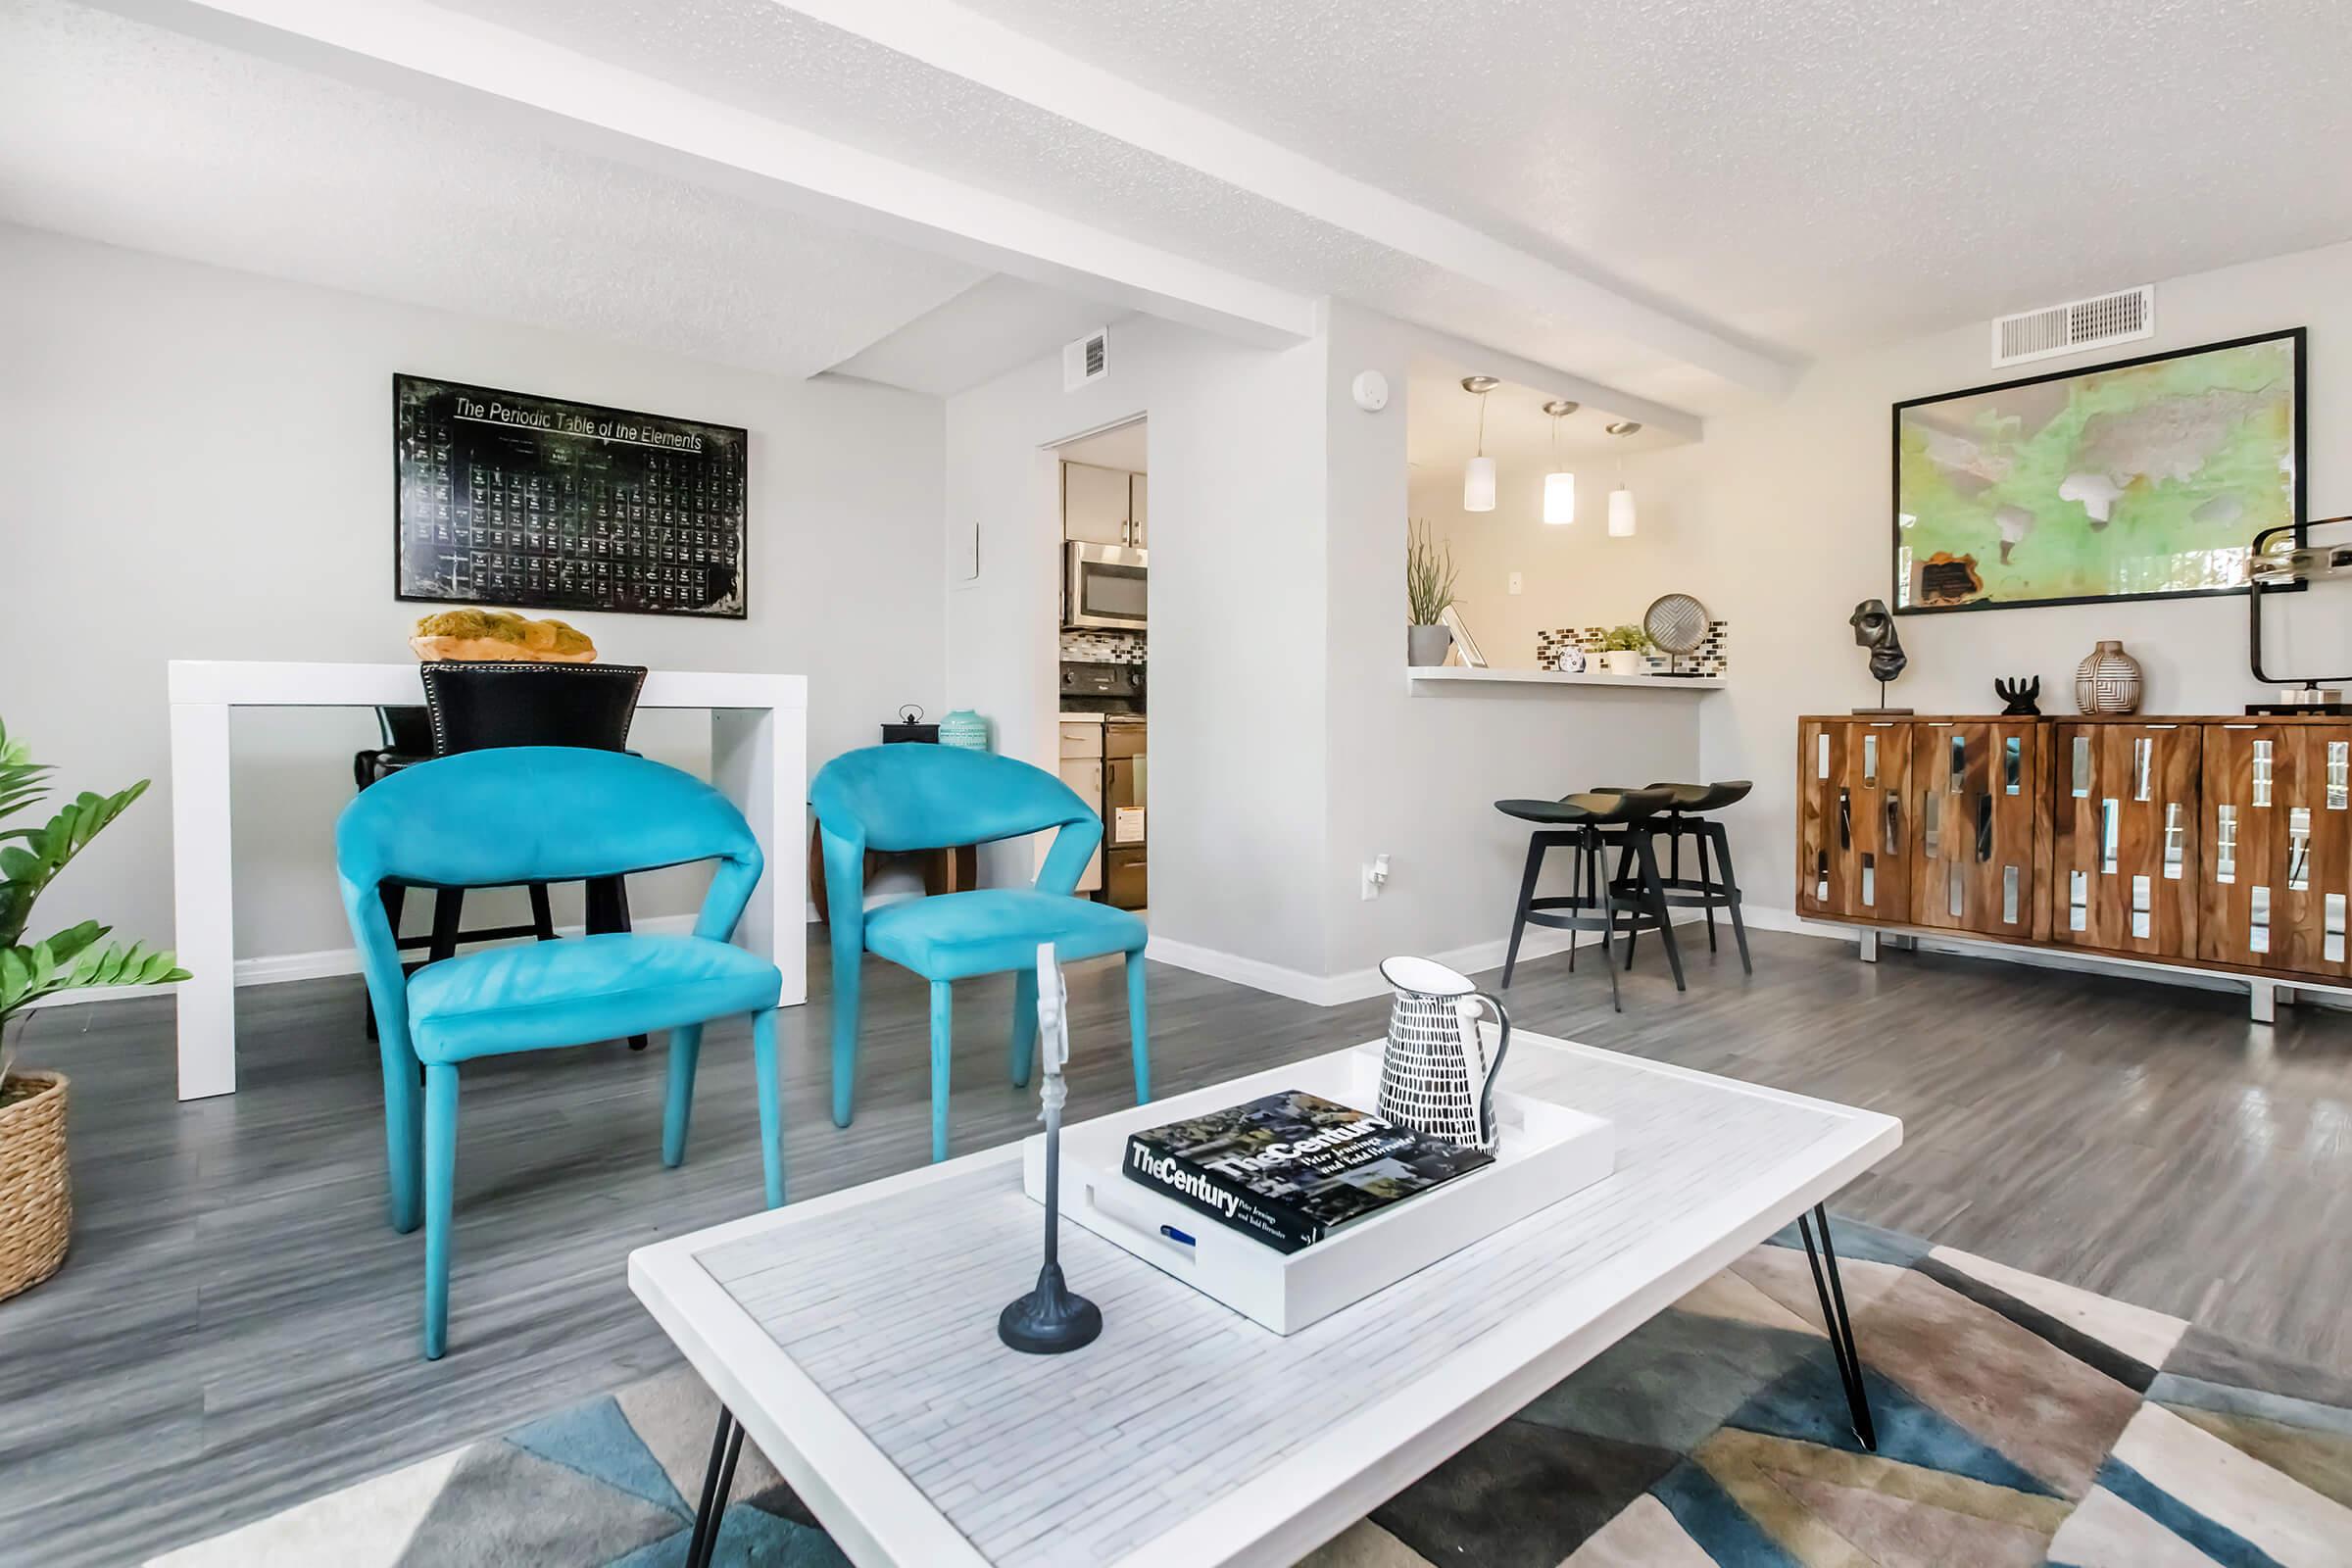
[1594,780,1754,975]
[1495,789,1686,1011]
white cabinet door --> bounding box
[1059,757,1105,892]
[1129,472,1148,548]
[1062,463,1131,546]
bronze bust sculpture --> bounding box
[1849,599,1911,713]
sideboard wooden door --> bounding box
[1797,719,1911,918]
[2047,721,2202,960]
[1908,719,2036,936]
[2199,723,2352,977]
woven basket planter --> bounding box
[0,1071,70,1303]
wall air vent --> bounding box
[1990,286,2154,368]
[1063,327,1108,391]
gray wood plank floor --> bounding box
[5,927,2350,1565]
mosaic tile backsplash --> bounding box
[1538,621,1729,676]
[1061,628,1147,662]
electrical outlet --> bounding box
[1361,854,1391,900]
[1508,571,1523,596]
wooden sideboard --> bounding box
[1796,714,2352,1016]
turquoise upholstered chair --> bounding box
[810,745,1149,1162]
[337,747,785,1359]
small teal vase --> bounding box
[938,709,990,751]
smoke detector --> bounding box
[1991,286,2154,368]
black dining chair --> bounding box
[354,662,650,1049]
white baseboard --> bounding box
[1148,915,1701,1009]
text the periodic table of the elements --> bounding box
[394,375,749,619]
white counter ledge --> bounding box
[1406,666,1724,692]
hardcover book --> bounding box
[1123,1090,1494,1253]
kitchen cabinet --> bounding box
[1129,472,1148,548]
[2048,721,2200,959]
[1063,462,1139,547]
[1908,719,2036,937]
[2198,723,2351,977]
[1057,718,1106,894]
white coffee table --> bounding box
[628,1033,1901,1568]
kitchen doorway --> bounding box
[1049,416,1147,919]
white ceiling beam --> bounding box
[85,0,1321,352]
[765,0,1798,400]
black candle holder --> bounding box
[1000,944,1102,1355]
[1994,676,2042,716]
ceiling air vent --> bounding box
[1990,286,2154,368]
[1062,326,1108,391]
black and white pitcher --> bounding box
[1375,956,1512,1152]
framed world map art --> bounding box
[1892,328,2304,613]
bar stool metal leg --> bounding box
[1500,834,1546,989]
[1632,832,1688,991]
[1693,824,1719,953]
[1566,835,1585,972]
[1711,820,1754,975]
[1594,830,1622,1012]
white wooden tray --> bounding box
[1021,1040,1615,1334]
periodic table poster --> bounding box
[394,375,748,619]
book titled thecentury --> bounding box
[1123,1090,1494,1253]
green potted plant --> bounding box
[1600,624,1651,676]
[0,717,186,1302]
[1405,519,1460,667]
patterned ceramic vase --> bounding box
[938,709,990,750]
[2074,641,2143,714]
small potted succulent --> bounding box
[1600,624,1651,676]
[0,717,186,1303]
[1405,519,1459,667]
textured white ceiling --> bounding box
[0,0,986,380]
[15,0,2348,414]
[425,0,1749,408]
[951,0,2352,358]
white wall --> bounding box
[943,313,1334,977]
[1684,238,2352,920]
[0,224,945,964]
[1319,305,1706,989]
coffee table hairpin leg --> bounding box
[686,1405,746,1568]
[1796,1205,1878,1451]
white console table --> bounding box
[166,661,808,1101]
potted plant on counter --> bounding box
[1600,625,1651,676]
[0,717,186,1303]
[1406,519,1460,667]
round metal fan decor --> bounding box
[1642,593,1710,675]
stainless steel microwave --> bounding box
[1064,541,1147,631]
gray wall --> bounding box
[0,224,945,965]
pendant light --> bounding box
[1542,399,1579,525]
[1604,420,1642,537]
[1460,376,1498,512]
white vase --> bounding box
[1406,624,1453,666]
[1604,650,1644,676]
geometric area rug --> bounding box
[147,1218,2352,1566]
